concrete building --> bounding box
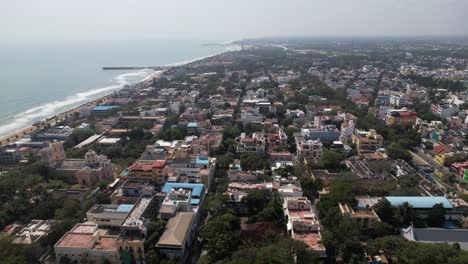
[401,225,468,250]
[91,105,120,117]
[352,129,383,154]
[96,137,124,149]
[278,184,303,198]
[113,179,155,204]
[339,203,381,228]
[127,160,167,185]
[339,120,355,143]
[31,126,74,142]
[86,204,134,228]
[13,220,54,244]
[54,223,119,263]
[236,132,266,154]
[159,188,193,219]
[283,197,326,257]
[295,135,323,163]
[171,156,216,191]
[156,212,196,261]
[0,148,22,164]
[387,110,418,126]
[41,142,114,186]
[115,196,160,263]
[301,126,340,141]
[431,102,458,120]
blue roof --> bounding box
[385,196,453,209]
[191,199,201,206]
[92,105,120,111]
[162,183,204,198]
[196,157,209,164]
[187,122,198,128]
[116,204,134,213]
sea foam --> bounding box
[0,69,154,137]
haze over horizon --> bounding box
[2,0,468,44]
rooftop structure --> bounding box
[401,225,468,250]
[121,196,156,230]
[31,126,74,141]
[352,129,383,154]
[283,197,326,257]
[13,220,54,244]
[385,196,453,209]
[339,203,381,228]
[86,204,134,227]
[156,212,196,261]
[161,183,205,206]
[301,126,340,141]
[54,223,119,263]
[159,188,193,219]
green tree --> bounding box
[427,203,446,227]
[386,143,412,162]
[240,153,269,171]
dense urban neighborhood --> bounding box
[1,38,468,264]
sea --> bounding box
[0,40,232,137]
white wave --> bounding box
[0,69,154,137]
[0,46,240,138]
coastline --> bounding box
[0,46,237,146]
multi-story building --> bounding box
[295,135,323,163]
[283,197,326,257]
[236,132,266,154]
[267,128,288,151]
[113,179,155,204]
[339,120,355,143]
[156,212,196,261]
[31,126,74,142]
[86,204,134,228]
[54,223,119,263]
[0,148,22,164]
[431,102,458,119]
[40,142,114,186]
[116,196,160,263]
[127,160,167,185]
[352,129,383,154]
[159,188,193,219]
[278,184,303,198]
[171,156,215,191]
[240,108,263,124]
[301,125,340,141]
[339,203,381,228]
[386,110,418,127]
[389,93,409,107]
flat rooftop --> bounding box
[71,224,97,234]
[56,233,94,248]
[385,196,453,209]
[294,232,325,251]
[288,209,314,219]
[122,197,152,227]
[91,236,117,251]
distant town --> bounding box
[1,37,468,264]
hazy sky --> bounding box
[2,0,467,44]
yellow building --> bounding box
[352,129,383,154]
[127,160,167,184]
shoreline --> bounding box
[0,47,237,146]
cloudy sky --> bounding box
[2,0,467,44]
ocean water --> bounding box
[0,40,230,137]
